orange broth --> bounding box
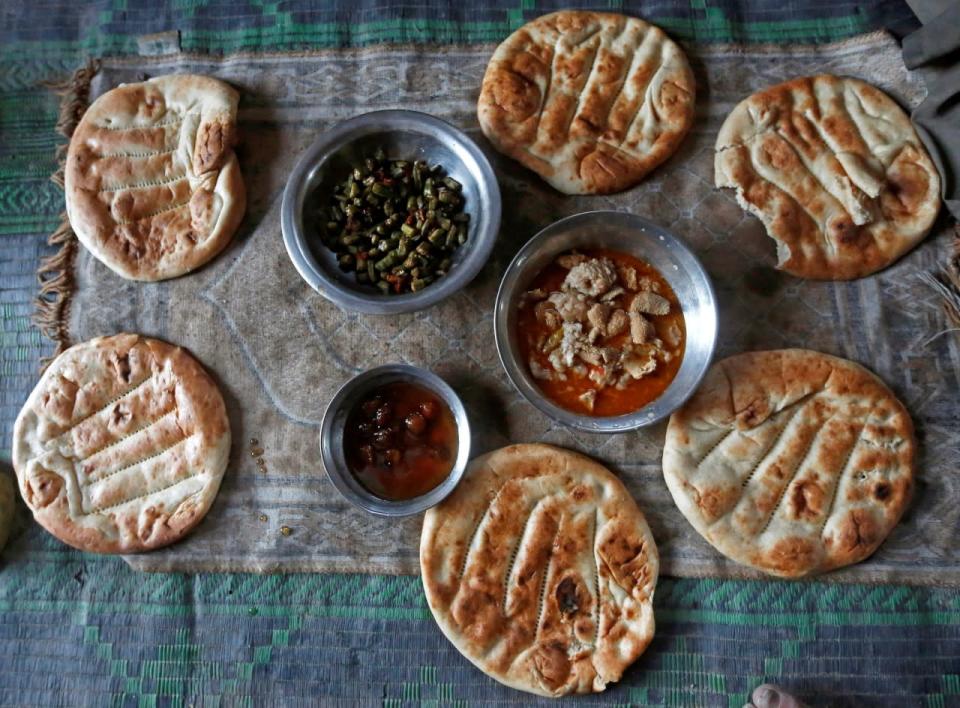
[516,248,686,417]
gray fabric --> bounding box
[903,3,960,220]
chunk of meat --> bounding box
[636,276,662,293]
[559,322,584,367]
[557,253,589,269]
[578,390,597,412]
[563,258,617,297]
[549,291,590,323]
[623,349,658,379]
[578,346,603,366]
[601,286,625,303]
[663,322,682,348]
[588,365,618,387]
[599,347,622,365]
[534,300,562,330]
[529,359,554,381]
[607,309,629,337]
[586,303,612,335]
[629,312,656,344]
[629,291,671,316]
[617,264,639,290]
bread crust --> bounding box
[663,349,915,578]
[65,74,246,281]
[12,334,230,554]
[420,443,658,697]
[478,10,695,195]
[715,75,941,280]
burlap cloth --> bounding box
[57,33,959,583]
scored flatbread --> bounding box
[715,75,941,280]
[478,11,695,195]
[663,349,915,578]
[12,334,230,554]
[65,74,246,281]
[420,444,658,697]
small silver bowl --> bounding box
[282,110,501,314]
[494,211,718,433]
[319,364,472,516]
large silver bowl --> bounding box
[494,211,718,433]
[282,110,501,314]
[319,364,472,516]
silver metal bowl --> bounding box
[494,211,718,433]
[319,364,472,516]
[282,110,501,314]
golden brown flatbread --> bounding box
[420,444,658,697]
[65,74,246,281]
[715,75,940,280]
[12,334,230,553]
[663,349,915,578]
[478,11,695,195]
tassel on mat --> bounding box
[33,59,99,369]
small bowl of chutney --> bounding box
[320,364,471,516]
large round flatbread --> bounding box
[12,334,230,553]
[715,75,940,280]
[420,444,658,697]
[663,349,915,578]
[478,11,695,195]
[65,74,246,281]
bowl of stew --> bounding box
[494,211,717,433]
[319,364,471,516]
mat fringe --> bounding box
[34,59,99,369]
[920,223,960,341]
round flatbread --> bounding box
[420,444,658,697]
[715,75,940,280]
[0,471,14,551]
[478,11,695,195]
[65,74,246,281]
[663,349,915,578]
[12,334,230,554]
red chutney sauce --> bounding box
[516,247,686,417]
[343,382,458,500]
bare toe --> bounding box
[750,684,807,708]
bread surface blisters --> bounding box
[663,349,915,578]
[65,74,246,281]
[715,75,941,280]
[420,444,658,697]
[478,10,695,195]
[12,334,230,554]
